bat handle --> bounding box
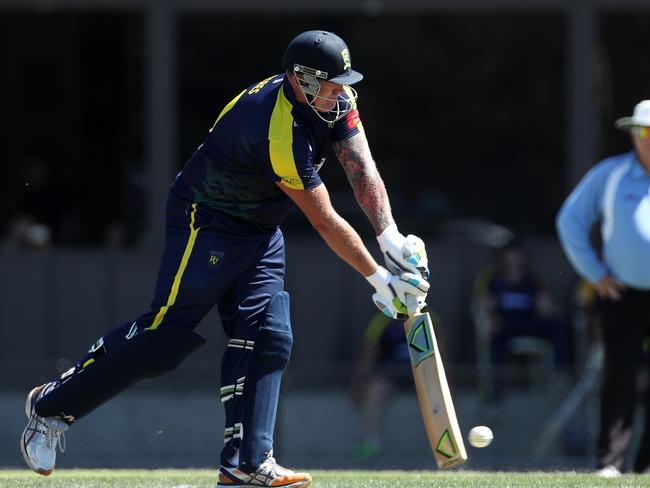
[406,294,419,315]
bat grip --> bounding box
[406,294,419,315]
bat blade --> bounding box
[404,310,467,469]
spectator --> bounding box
[474,238,573,401]
[556,100,650,477]
[350,312,413,459]
[572,278,602,364]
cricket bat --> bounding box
[404,304,468,469]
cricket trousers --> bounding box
[35,194,288,471]
[598,288,650,472]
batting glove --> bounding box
[377,224,429,279]
[366,266,429,320]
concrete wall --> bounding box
[0,384,601,471]
[0,237,604,470]
[0,236,578,382]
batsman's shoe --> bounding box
[218,454,311,487]
[20,384,68,476]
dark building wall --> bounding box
[0,236,577,390]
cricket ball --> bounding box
[468,425,493,448]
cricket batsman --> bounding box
[21,30,430,487]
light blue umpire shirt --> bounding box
[556,150,650,290]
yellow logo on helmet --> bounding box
[341,49,351,71]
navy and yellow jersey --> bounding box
[171,73,363,232]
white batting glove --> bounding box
[377,224,429,279]
[366,266,429,320]
[405,294,427,315]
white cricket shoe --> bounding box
[218,451,311,487]
[596,465,622,478]
[20,384,68,476]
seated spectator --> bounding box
[474,238,573,401]
[572,278,602,363]
[349,311,414,459]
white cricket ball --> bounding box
[468,425,493,448]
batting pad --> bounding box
[239,291,293,471]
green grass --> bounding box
[1,469,650,488]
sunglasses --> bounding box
[632,126,650,140]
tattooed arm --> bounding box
[333,131,430,281]
[332,131,395,235]
[276,182,379,277]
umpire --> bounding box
[557,100,650,476]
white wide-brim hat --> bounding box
[615,100,650,129]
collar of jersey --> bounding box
[281,77,320,123]
[629,151,650,179]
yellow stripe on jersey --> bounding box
[210,89,246,131]
[344,85,358,110]
[148,203,201,330]
[268,88,304,190]
[210,75,278,132]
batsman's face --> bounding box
[312,80,345,112]
[290,73,344,112]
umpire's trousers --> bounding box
[598,288,650,472]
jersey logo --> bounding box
[341,49,351,70]
[281,177,302,188]
[209,251,225,269]
[347,109,361,130]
